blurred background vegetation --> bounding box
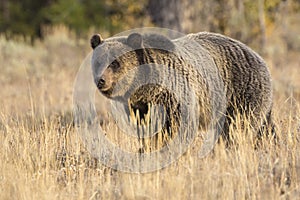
[0,0,299,52]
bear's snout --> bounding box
[95,77,106,90]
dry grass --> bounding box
[0,27,299,199]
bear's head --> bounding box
[90,32,175,99]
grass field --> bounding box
[0,27,299,199]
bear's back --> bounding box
[176,32,273,127]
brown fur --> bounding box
[91,32,274,149]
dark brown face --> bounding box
[94,59,121,97]
[93,48,141,99]
[91,38,127,98]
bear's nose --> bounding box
[96,78,105,89]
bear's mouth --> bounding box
[100,87,113,97]
[99,82,116,98]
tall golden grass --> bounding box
[0,27,299,199]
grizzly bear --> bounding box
[90,31,274,151]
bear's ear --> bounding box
[143,34,175,51]
[127,33,143,49]
[90,34,104,49]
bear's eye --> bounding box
[110,60,120,71]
